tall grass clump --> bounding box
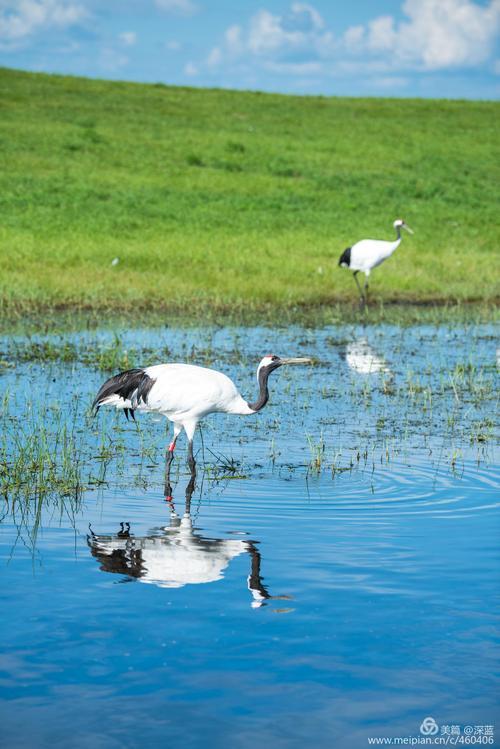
[0,393,93,507]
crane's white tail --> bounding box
[92,368,156,417]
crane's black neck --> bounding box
[247,364,279,413]
[395,225,402,240]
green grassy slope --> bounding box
[0,67,499,316]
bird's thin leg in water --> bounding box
[363,277,369,305]
[164,476,173,503]
[187,440,196,476]
[164,436,178,500]
[353,272,366,308]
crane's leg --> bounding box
[187,440,196,476]
[184,421,197,476]
[363,274,370,306]
[165,423,182,500]
[353,271,365,307]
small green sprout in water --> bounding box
[306,432,325,472]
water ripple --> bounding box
[185,458,500,523]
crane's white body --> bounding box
[93,355,310,473]
[349,237,401,276]
[98,363,253,441]
[339,219,413,304]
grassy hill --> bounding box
[0,67,499,319]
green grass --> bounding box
[0,66,499,319]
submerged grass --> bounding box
[1,67,499,322]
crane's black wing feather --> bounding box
[92,368,156,417]
[88,534,144,578]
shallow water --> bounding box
[1,323,499,748]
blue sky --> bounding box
[1,0,499,98]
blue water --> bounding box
[1,324,499,748]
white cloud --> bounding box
[225,24,242,54]
[366,16,397,53]
[206,3,334,69]
[343,25,364,50]
[207,46,222,67]
[155,0,197,16]
[119,31,136,47]
[343,0,500,70]
[286,2,324,32]
[246,6,331,56]
[405,0,500,69]
[248,10,283,55]
[184,61,198,76]
[0,0,86,45]
[201,0,500,82]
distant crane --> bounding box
[338,219,413,305]
[92,355,311,484]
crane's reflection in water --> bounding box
[344,337,391,376]
[87,477,291,609]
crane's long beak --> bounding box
[403,223,414,234]
[280,357,312,365]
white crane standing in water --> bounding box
[92,355,311,484]
[338,219,413,306]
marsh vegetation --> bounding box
[1,322,497,504]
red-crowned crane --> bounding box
[92,355,311,485]
[338,219,413,305]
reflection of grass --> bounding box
[1,68,499,321]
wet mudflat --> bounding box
[0,322,499,749]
